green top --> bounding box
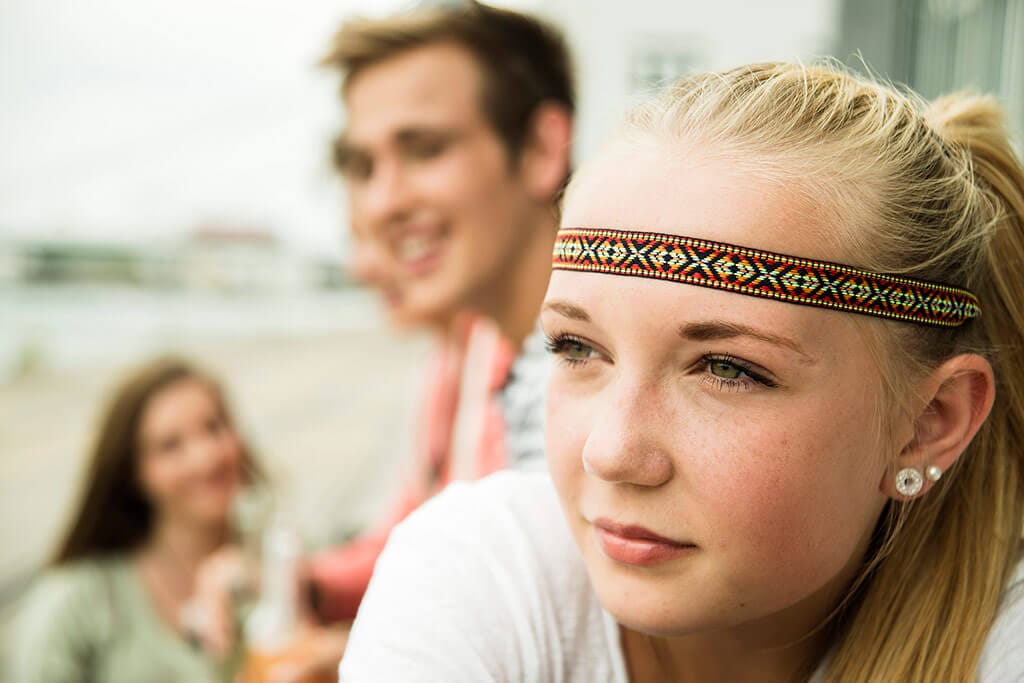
[6,556,226,683]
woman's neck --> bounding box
[620,570,853,682]
[621,621,831,683]
[142,516,228,573]
[134,517,231,634]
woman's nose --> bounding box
[579,379,675,488]
[186,430,231,469]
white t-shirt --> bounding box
[340,471,1024,682]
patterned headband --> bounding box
[552,227,981,327]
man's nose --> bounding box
[356,160,413,229]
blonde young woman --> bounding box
[336,63,1024,682]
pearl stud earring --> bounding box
[925,465,943,482]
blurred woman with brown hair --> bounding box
[8,357,259,683]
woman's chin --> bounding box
[179,497,234,529]
[592,577,727,639]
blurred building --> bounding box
[0,230,348,293]
[526,0,842,159]
[512,0,1021,159]
[9,239,176,287]
[0,241,22,284]
[839,0,1023,139]
[183,225,311,293]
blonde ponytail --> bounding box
[830,92,1024,683]
[625,66,1024,681]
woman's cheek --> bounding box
[711,439,875,591]
[140,456,186,506]
[545,375,590,486]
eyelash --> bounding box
[697,354,778,391]
[544,333,595,368]
[544,334,778,391]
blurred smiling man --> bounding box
[331,2,574,342]
[311,0,576,623]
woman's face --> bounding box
[542,137,893,643]
[137,378,244,528]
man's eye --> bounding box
[333,142,372,180]
[340,156,372,180]
[406,140,446,159]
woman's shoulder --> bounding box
[977,552,1024,680]
[342,471,620,682]
[6,557,127,680]
[19,556,126,619]
[409,469,560,520]
[395,470,569,559]
[390,470,581,594]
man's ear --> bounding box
[880,353,995,500]
[518,102,572,202]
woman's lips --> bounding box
[592,518,697,567]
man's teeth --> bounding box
[399,236,436,261]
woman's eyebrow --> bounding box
[678,320,818,364]
[542,299,590,322]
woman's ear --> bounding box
[518,102,573,202]
[880,353,995,500]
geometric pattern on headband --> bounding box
[553,227,981,327]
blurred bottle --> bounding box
[242,524,334,683]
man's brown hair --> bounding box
[322,1,575,160]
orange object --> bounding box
[242,628,336,683]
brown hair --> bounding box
[53,357,258,565]
[620,62,1024,681]
[321,0,574,159]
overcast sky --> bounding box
[0,0,846,258]
[0,0,418,256]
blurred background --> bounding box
[1,0,1021,639]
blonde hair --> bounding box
[624,63,1024,681]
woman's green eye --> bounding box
[543,335,598,367]
[709,360,743,379]
[565,342,592,360]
